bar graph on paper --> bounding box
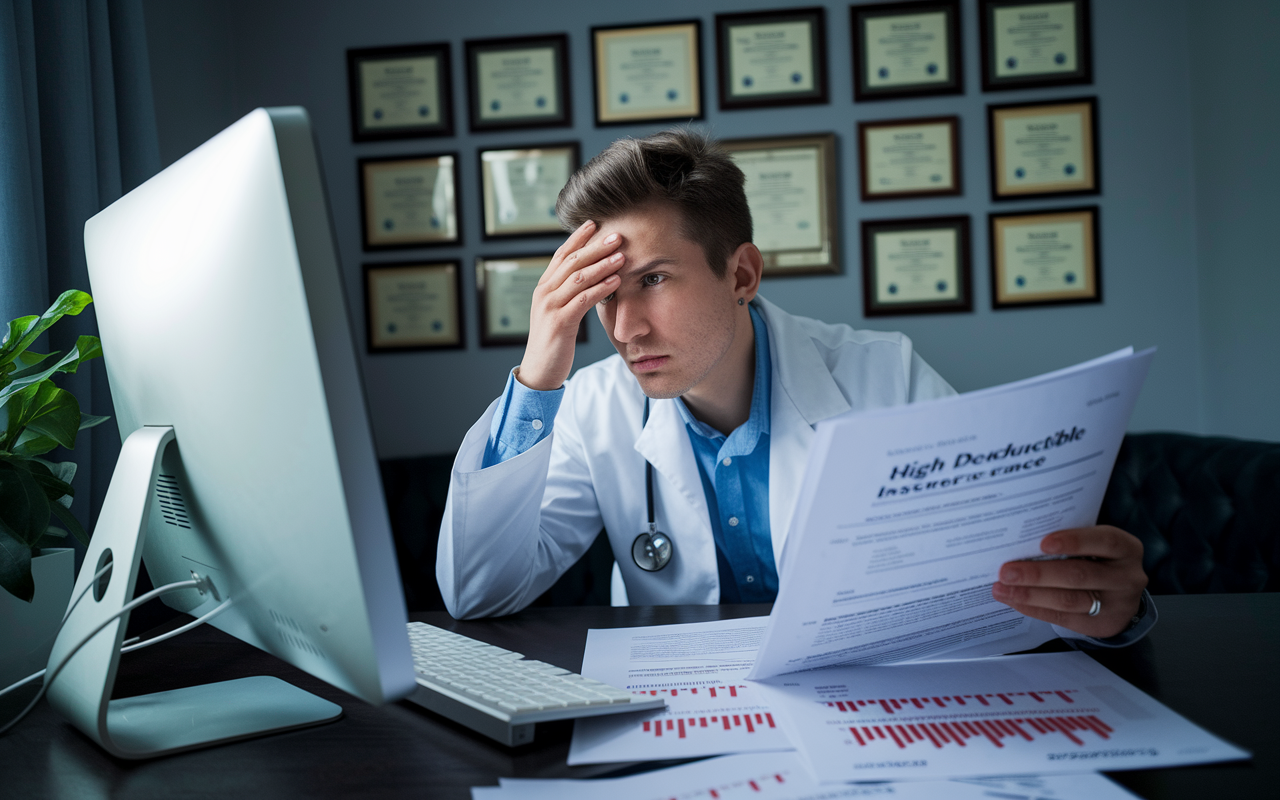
[568,682,792,763]
[824,688,1118,753]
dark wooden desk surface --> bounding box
[1,595,1274,799]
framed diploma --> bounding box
[989,206,1099,308]
[364,261,464,352]
[858,115,961,201]
[722,133,839,277]
[465,34,571,132]
[359,153,461,250]
[988,97,1098,200]
[479,143,579,240]
[592,20,702,125]
[476,254,588,346]
[347,43,453,141]
[861,216,972,317]
[850,0,962,102]
[979,0,1093,92]
[715,7,828,110]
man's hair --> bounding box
[555,129,752,277]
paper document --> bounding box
[752,651,1249,783]
[751,349,1155,679]
[568,617,790,764]
[476,751,1142,799]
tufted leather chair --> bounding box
[1098,433,1280,594]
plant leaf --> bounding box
[50,460,77,484]
[0,291,92,370]
[0,338,99,405]
[20,383,80,449]
[79,413,111,431]
[0,459,52,547]
[8,351,63,380]
[12,431,60,457]
[48,503,88,547]
[1,315,38,353]
[29,469,74,504]
[0,524,35,602]
[3,381,80,451]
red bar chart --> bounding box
[642,712,778,739]
[848,714,1113,750]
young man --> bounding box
[437,130,1153,647]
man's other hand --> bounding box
[992,525,1147,639]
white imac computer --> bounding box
[50,107,417,758]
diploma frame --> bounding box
[988,96,1099,201]
[346,42,454,142]
[363,260,465,352]
[464,34,572,132]
[857,115,962,201]
[358,153,462,251]
[478,142,580,240]
[591,20,703,126]
[721,133,840,278]
[714,7,829,110]
[860,215,972,317]
[850,0,963,102]
[989,206,1100,309]
[476,254,588,347]
[979,0,1093,92]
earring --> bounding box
[737,298,745,306]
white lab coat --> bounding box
[436,297,956,619]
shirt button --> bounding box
[531,419,543,430]
[728,517,739,527]
[746,575,755,583]
[722,457,732,467]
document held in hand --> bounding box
[750,348,1155,679]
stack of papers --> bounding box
[474,350,1251,797]
[475,752,1145,799]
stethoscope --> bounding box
[632,397,674,571]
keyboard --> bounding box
[404,622,666,746]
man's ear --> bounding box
[728,242,764,303]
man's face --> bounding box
[591,204,740,400]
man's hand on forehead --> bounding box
[517,220,625,392]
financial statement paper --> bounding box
[749,348,1155,679]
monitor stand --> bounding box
[45,426,342,759]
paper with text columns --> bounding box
[750,348,1155,679]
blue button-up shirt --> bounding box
[482,305,779,603]
[672,305,777,602]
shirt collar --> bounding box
[675,304,772,448]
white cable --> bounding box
[0,562,115,700]
[0,579,198,736]
[120,597,233,654]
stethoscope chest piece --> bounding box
[632,526,672,572]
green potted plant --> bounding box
[1,290,109,690]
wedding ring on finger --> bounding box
[1087,591,1102,617]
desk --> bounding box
[1,595,1274,799]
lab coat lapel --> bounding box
[758,297,852,568]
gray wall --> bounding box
[1189,0,1280,442]
[143,0,1263,458]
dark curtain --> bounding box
[0,0,160,563]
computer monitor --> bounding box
[48,107,416,759]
